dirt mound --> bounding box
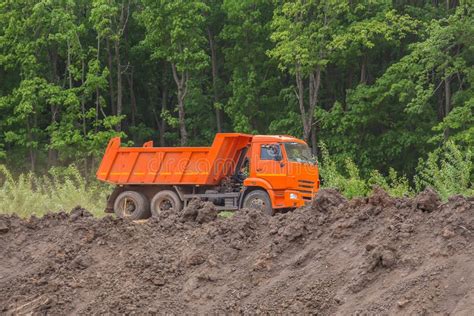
[414,187,441,212]
[180,199,218,223]
[1,189,473,315]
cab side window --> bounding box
[260,144,280,160]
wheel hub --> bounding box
[121,198,137,216]
[158,199,174,212]
[250,198,265,209]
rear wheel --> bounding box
[150,190,183,217]
[243,190,274,215]
[114,191,150,220]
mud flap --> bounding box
[105,186,125,213]
[237,187,248,209]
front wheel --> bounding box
[150,190,183,217]
[114,191,150,220]
[243,190,274,215]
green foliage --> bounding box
[368,169,413,197]
[0,165,110,217]
[319,143,368,198]
[218,211,234,218]
[319,140,471,201]
[320,143,414,198]
[415,141,473,200]
[313,5,473,177]
[0,0,125,171]
[0,0,472,201]
[268,0,339,75]
[137,0,209,73]
[330,4,419,59]
[221,0,282,134]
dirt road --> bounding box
[1,188,473,314]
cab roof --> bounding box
[252,134,307,144]
[213,133,307,145]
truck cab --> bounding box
[243,135,319,210]
[97,133,319,219]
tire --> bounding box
[114,191,150,220]
[243,189,274,215]
[150,190,183,217]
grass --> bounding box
[0,164,239,219]
[218,211,235,218]
[0,164,110,217]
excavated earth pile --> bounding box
[1,188,473,315]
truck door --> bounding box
[254,143,287,189]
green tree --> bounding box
[315,2,472,175]
[0,0,123,172]
[269,0,346,152]
[137,0,209,145]
[220,0,282,134]
[91,0,132,131]
[0,0,470,197]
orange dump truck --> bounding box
[97,133,319,219]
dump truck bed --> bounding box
[96,133,252,185]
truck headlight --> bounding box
[290,193,298,200]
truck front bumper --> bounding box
[271,189,316,209]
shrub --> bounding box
[415,141,473,200]
[320,143,414,198]
[368,168,414,197]
[319,144,368,198]
[0,165,110,217]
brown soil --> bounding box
[1,188,473,315]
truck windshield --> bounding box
[284,142,315,164]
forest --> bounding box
[0,0,473,210]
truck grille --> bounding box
[297,180,318,200]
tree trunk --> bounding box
[171,64,188,145]
[295,66,310,142]
[360,54,367,84]
[115,39,122,131]
[295,64,322,148]
[123,10,134,133]
[95,37,101,131]
[158,62,168,146]
[47,47,60,168]
[160,86,167,147]
[307,67,321,142]
[114,0,129,132]
[29,148,36,173]
[443,75,451,139]
[48,101,58,168]
[106,39,116,116]
[67,39,73,89]
[176,92,187,146]
[127,71,137,129]
[208,27,222,132]
[27,115,37,172]
[81,59,86,136]
[444,75,451,117]
[311,127,317,156]
[308,68,322,155]
[80,57,87,174]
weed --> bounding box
[218,211,234,218]
[415,141,473,200]
[0,165,110,217]
[319,144,368,198]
